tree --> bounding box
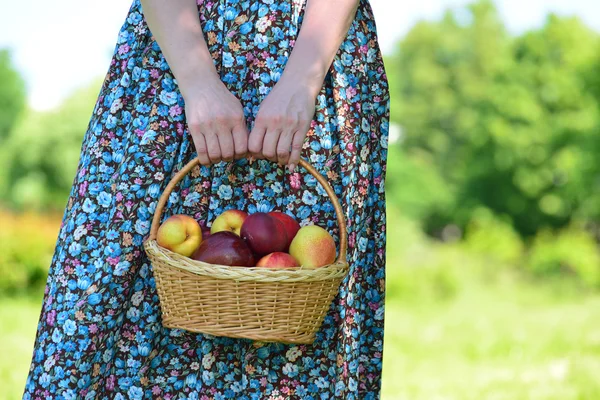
[0,49,26,142]
[2,80,102,210]
[389,0,600,237]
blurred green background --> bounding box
[2,0,600,398]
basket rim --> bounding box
[148,157,348,265]
[144,239,349,283]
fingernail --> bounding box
[289,163,295,173]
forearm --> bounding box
[140,0,218,96]
[282,0,359,95]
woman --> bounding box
[23,0,389,398]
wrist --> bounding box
[173,54,221,98]
[281,56,327,98]
[177,67,221,99]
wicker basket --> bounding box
[143,158,349,344]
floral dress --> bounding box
[23,0,389,398]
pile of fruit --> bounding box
[156,210,336,269]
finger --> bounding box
[204,131,222,164]
[276,130,294,165]
[262,129,280,162]
[194,133,211,166]
[248,121,267,158]
[232,119,249,160]
[217,127,235,162]
[288,130,306,172]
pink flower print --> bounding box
[290,173,301,189]
[79,181,88,196]
[347,87,357,99]
[106,375,116,391]
[46,310,56,326]
[169,105,182,117]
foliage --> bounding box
[0,210,62,296]
[389,0,600,237]
[526,226,600,288]
[385,144,453,223]
[0,49,26,142]
[462,207,524,265]
[0,80,101,211]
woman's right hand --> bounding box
[180,72,248,165]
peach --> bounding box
[211,209,248,236]
[156,214,203,257]
[289,225,336,268]
[256,252,299,268]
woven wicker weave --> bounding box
[143,158,348,344]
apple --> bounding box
[268,211,300,250]
[192,231,254,267]
[289,225,336,268]
[201,225,211,240]
[240,212,288,256]
[211,209,248,236]
[156,215,203,257]
[256,252,299,268]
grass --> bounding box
[0,297,41,399]
[2,285,599,400]
[382,286,600,399]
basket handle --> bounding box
[147,158,348,264]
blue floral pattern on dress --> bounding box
[24,0,389,398]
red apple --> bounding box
[192,231,254,267]
[240,212,288,257]
[201,226,211,240]
[256,252,299,268]
[268,211,300,250]
[211,209,248,236]
[156,215,203,257]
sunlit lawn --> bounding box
[2,285,599,400]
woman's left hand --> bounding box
[248,77,318,172]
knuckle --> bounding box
[222,149,234,158]
[255,115,267,125]
[189,122,202,132]
[263,149,276,158]
[248,142,261,153]
[234,114,246,125]
[196,145,207,154]
[214,115,227,125]
[268,115,283,125]
[291,143,303,151]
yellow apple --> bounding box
[289,225,336,268]
[210,209,248,236]
[156,214,202,257]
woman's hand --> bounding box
[181,72,249,165]
[248,77,317,172]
